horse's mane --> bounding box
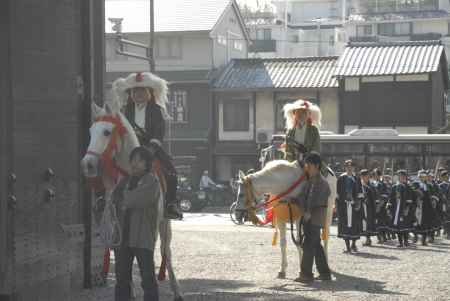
[116,111,140,147]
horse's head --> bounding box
[81,102,138,180]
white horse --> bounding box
[81,102,183,301]
[240,160,337,280]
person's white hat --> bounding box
[283,99,322,130]
[112,72,170,119]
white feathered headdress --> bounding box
[111,72,170,119]
[283,99,322,130]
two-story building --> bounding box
[211,56,339,181]
[248,0,347,58]
[345,0,450,59]
[335,40,449,134]
[105,0,250,183]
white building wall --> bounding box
[255,91,275,134]
[413,20,448,35]
[106,32,213,72]
[211,5,248,68]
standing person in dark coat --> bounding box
[426,171,441,243]
[412,170,435,246]
[336,160,361,253]
[373,169,391,244]
[438,171,450,239]
[389,170,415,248]
[357,169,378,247]
[112,72,182,220]
[292,152,332,283]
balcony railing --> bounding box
[249,39,277,53]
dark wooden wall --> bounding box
[340,80,432,130]
[0,0,13,297]
[0,0,105,299]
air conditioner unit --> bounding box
[256,129,273,144]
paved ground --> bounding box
[77,212,450,301]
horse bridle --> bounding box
[86,115,129,181]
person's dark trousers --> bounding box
[300,222,331,278]
[114,247,158,301]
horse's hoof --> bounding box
[174,297,184,301]
[277,272,286,279]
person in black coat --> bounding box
[336,160,361,253]
[113,72,182,220]
[389,170,415,247]
[438,171,450,239]
[372,169,391,244]
[356,169,378,247]
[412,170,435,246]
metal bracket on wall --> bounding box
[7,173,16,210]
[42,169,56,203]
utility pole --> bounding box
[149,0,155,72]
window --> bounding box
[156,37,182,59]
[223,99,250,131]
[329,35,335,46]
[233,40,243,51]
[256,28,272,40]
[398,0,438,11]
[168,90,188,123]
[378,23,411,36]
[218,35,227,45]
[378,23,395,36]
[377,0,396,12]
[356,25,373,37]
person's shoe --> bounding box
[413,236,418,243]
[295,274,314,284]
[404,241,410,247]
[351,245,358,252]
[397,243,404,248]
[343,248,351,254]
[422,240,428,246]
[165,204,183,220]
[363,240,372,247]
[315,274,332,281]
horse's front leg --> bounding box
[278,221,288,279]
[159,220,183,301]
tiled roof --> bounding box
[349,10,450,22]
[106,0,235,33]
[334,40,445,77]
[213,57,339,90]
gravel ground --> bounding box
[76,214,450,301]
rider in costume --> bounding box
[283,99,321,163]
[112,72,182,219]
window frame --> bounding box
[155,36,182,59]
[168,89,188,124]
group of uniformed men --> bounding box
[336,160,450,253]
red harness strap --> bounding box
[87,115,129,183]
[256,174,306,210]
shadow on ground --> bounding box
[160,279,321,301]
[265,271,406,297]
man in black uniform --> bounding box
[412,170,434,245]
[438,171,450,239]
[373,169,391,244]
[357,169,378,247]
[389,170,415,248]
[112,72,182,219]
[336,160,361,253]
